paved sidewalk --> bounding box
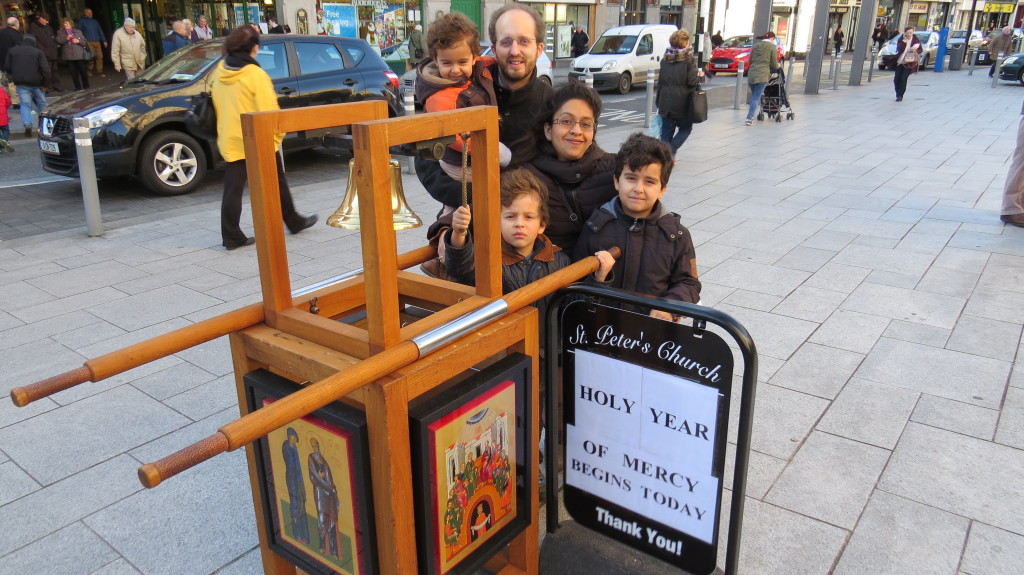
[2,66,1023,575]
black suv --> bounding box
[37,35,401,196]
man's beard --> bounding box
[498,57,534,84]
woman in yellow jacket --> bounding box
[211,26,317,250]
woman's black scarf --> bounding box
[224,50,259,69]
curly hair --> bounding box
[427,12,481,59]
[615,132,674,187]
[501,168,549,224]
[529,81,602,160]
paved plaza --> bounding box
[1,64,1024,574]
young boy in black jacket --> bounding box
[444,168,613,294]
[573,132,701,321]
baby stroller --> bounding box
[758,69,795,122]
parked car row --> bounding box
[36,35,402,196]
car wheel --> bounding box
[922,55,929,69]
[539,75,552,86]
[1018,69,1024,86]
[617,72,632,95]
[138,131,207,196]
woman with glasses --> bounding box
[524,81,617,254]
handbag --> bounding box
[691,88,708,123]
[5,81,17,107]
[185,92,217,139]
[82,44,96,62]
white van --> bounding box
[568,24,677,94]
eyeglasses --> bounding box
[551,118,596,132]
[497,37,537,49]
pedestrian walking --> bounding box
[77,9,107,76]
[27,13,61,92]
[1000,99,1024,228]
[893,27,922,102]
[745,32,780,126]
[571,25,589,58]
[988,26,1013,77]
[111,18,146,80]
[56,18,90,90]
[210,25,317,250]
[0,82,13,150]
[711,30,724,50]
[4,34,49,138]
[656,29,703,155]
[407,23,425,71]
[872,23,889,52]
[833,26,845,55]
[1,16,24,78]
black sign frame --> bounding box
[545,285,758,575]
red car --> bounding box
[708,35,785,75]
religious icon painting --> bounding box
[409,353,533,575]
[244,369,378,575]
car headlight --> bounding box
[81,106,128,129]
[737,50,751,60]
[601,59,618,71]
[1005,56,1020,65]
[570,58,576,68]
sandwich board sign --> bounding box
[560,300,733,574]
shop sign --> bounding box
[909,3,928,13]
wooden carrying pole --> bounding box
[138,248,619,488]
[8,246,436,407]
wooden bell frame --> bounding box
[232,100,539,575]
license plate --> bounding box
[39,140,60,154]
[713,64,728,69]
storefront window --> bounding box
[315,0,418,53]
[531,3,591,60]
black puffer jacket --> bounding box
[573,198,701,306]
[524,145,616,255]
[5,35,50,87]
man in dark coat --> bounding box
[5,34,50,137]
[711,30,724,49]
[27,13,60,91]
[571,25,589,57]
[0,16,23,74]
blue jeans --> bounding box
[659,114,693,155]
[747,82,767,121]
[16,85,46,130]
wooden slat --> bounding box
[238,325,361,385]
[270,307,371,359]
[353,121,402,352]
[229,334,297,575]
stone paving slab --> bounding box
[2,65,1024,574]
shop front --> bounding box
[314,0,420,54]
[526,1,596,61]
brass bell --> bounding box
[327,158,422,230]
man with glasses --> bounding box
[416,3,553,208]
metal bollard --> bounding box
[73,118,103,237]
[868,47,876,82]
[644,68,655,128]
[828,53,835,79]
[733,61,745,110]
[585,72,594,90]
[832,54,841,90]
[403,91,416,174]
[992,52,1004,87]
[968,48,978,76]
[786,56,795,91]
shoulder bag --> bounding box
[185,92,217,139]
[82,44,96,61]
[691,87,708,123]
